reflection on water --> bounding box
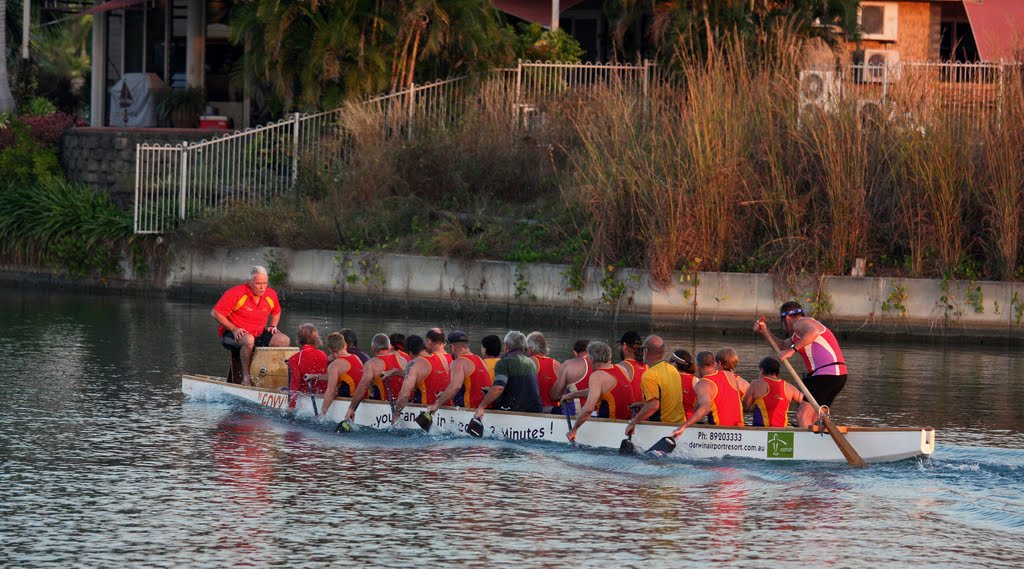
[0,288,1022,567]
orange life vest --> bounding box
[704,369,744,427]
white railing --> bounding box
[134,63,652,233]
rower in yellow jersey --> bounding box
[481,334,502,379]
[625,335,685,436]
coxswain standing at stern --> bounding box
[753,301,848,428]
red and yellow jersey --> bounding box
[287,345,329,408]
[457,353,493,408]
[620,359,648,403]
[752,377,790,427]
[704,370,744,427]
[483,357,500,380]
[213,283,281,336]
[575,356,595,391]
[597,365,635,420]
[533,355,559,407]
[417,354,451,405]
[372,353,405,401]
[334,354,364,398]
[680,373,700,420]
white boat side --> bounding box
[182,374,936,464]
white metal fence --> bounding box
[134,59,1021,233]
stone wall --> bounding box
[60,128,225,208]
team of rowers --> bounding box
[212,266,849,440]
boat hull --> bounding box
[182,374,935,464]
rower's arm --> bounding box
[569,380,604,434]
[320,360,349,417]
[474,383,504,419]
[550,360,578,402]
[393,362,423,418]
[742,380,763,411]
[673,381,713,436]
[632,398,660,424]
[560,388,589,402]
[345,360,378,420]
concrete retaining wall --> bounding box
[166,247,1024,342]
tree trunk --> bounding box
[0,0,15,113]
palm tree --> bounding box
[0,0,17,113]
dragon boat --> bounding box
[182,361,935,464]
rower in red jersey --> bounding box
[287,323,328,409]
[318,332,365,419]
[429,331,494,412]
[393,335,451,421]
[425,328,453,366]
[344,333,409,423]
[563,341,635,442]
[616,331,648,403]
[526,331,562,413]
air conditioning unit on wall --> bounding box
[863,49,901,84]
[799,70,841,113]
[860,2,898,42]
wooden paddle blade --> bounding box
[466,417,484,438]
[820,414,867,468]
[619,437,637,455]
[415,411,433,432]
[645,436,677,455]
[335,420,353,433]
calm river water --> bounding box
[1,288,1022,568]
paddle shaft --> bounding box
[563,403,575,446]
[305,376,319,416]
[758,321,866,468]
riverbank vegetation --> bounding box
[182,27,1024,285]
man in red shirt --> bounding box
[211,266,290,385]
[287,323,328,408]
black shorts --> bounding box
[803,374,847,407]
[221,329,274,349]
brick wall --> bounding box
[60,128,227,208]
[848,1,940,62]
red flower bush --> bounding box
[20,112,84,147]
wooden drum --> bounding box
[250,347,298,389]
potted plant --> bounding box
[156,87,206,128]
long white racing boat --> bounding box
[182,373,935,464]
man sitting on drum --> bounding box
[211,265,290,385]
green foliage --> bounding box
[880,282,908,318]
[0,127,63,187]
[513,23,585,63]
[0,179,133,278]
[513,262,533,300]
[229,0,512,110]
[263,250,288,288]
[22,97,57,117]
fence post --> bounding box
[179,142,189,222]
[291,112,300,193]
[134,143,142,233]
[407,83,416,142]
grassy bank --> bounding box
[181,36,1024,286]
